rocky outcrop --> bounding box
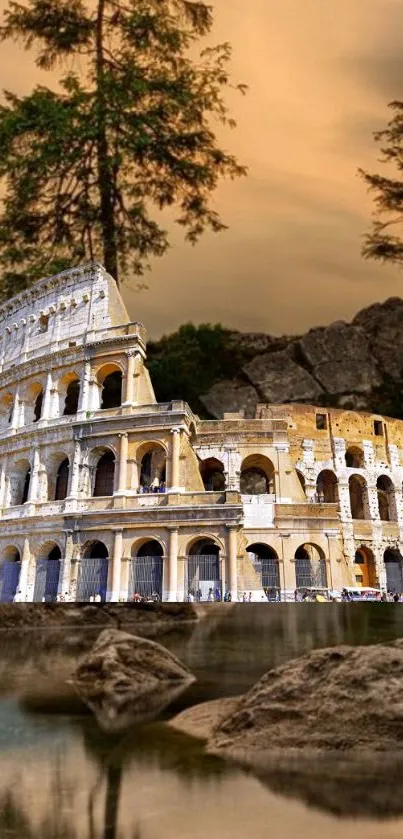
[199,297,403,419]
[0,602,198,629]
[71,628,195,732]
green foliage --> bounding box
[147,322,243,415]
[0,0,247,299]
[359,101,403,265]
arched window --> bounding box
[199,458,226,491]
[376,475,396,522]
[54,459,69,501]
[345,446,364,469]
[101,371,122,409]
[33,389,43,422]
[349,475,368,520]
[63,380,80,415]
[93,451,115,496]
[240,455,275,495]
[296,470,306,495]
[316,470,338,503]
[354,547,377,588]
[21,468,31,505]
[138,445,166,491]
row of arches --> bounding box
[297,467,400,522]
[200,454,275,494]
[0,364,125,429]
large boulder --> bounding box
[208,640,403,759]
[199,378,259,419]
[71,628,195,732]
[353,296,403,381]
[298,321,382,395]
[243,349,324,404]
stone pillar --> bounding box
[18,398,26,428]
[280,535,296,601]
[78,360,91,416]
[367,484,380,521]
[117,433,128,494]
[170,427,181,490]
[40,372,53,421]
[18,538,31,601]
[67,441,81,498]
[60,531,74,600]
[69,543,81,602]
[167,527,179,601]
[10,389,20,430]
[111,530,123,601]
[28,448,41,503]
[123,351,136,406]
[227,525,238,602]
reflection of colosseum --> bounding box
[0,262,402,602]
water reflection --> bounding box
[2,605,403,836]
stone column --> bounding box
[10,388,20,430]
[111,530,123,601]
[280,535,296,600]
[18,538,31,601]
[167,527,179,601]
[18,398,26,428]
[78,360,91,416]
[123,351,136,406]
[170,427,181,490]
[60,531,74,600]
[40,372,53,421]
[367,484,380,521]
[69,543,81,602]
[117,433,128,494]
[28,448,41,503]
[227,525,238,602]
[67,441,81,498]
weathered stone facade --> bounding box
[0,263,402,602]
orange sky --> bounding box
[0,0,403,338]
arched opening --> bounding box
[77,541,109,602]
[247,543,280,601]
[63,379,80,416]
[377,475,397,522]
[240,454,275,495]
[348,475,368,520]
[345,446,364,469]
[187,539,221,601]
[296,470,306,495]
[295,543,327,591]
[354,547,377,588]
[100,370,122,409]
[93,451,115,497]
[33,544,62,602]
[8,459,32,507]
[0,547,21,602]
[138,444,166,492]
[199,458,226,491]
[384,548,403,594]
[54,458,70,501]
[0,392,14,430]
[316,470,338,504]
[33,389,43,422]
[129,540,164,601]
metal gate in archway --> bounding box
[385,559,403,593]
[251,556,281,600]
[129,556,163,600]
[0,560,21,602]
[295,558,327,589]
[186,555,222,601]
[33,559,61,602]
[76,557,109,602]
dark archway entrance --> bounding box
[0,548,21,602]
[129,540,163,600]
[93,451,115,497]
[77,542,109,602]
[187,540,221,601]
[247,543,280,600]
[295,544,327,590]
[384,548,403,594]
[33,545,62,602]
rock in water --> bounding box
[71,629,195,732]
[208,640,403,759]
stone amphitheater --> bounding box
[0,262,402,602]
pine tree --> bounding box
[0,0,247,299]
[359,101,403,265]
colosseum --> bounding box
[0,262,402,602]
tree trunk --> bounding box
[96,0,119,284]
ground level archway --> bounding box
[129,540,164,601]
[247,543,280,600]
[33,545,62,602]
[77,541,109,602]
[0,547,21,602]
[354,546,377,588]
[295,544,327,590]
[384,548,403,594]
[187,539,222,601]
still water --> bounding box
[1,604,403,839]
